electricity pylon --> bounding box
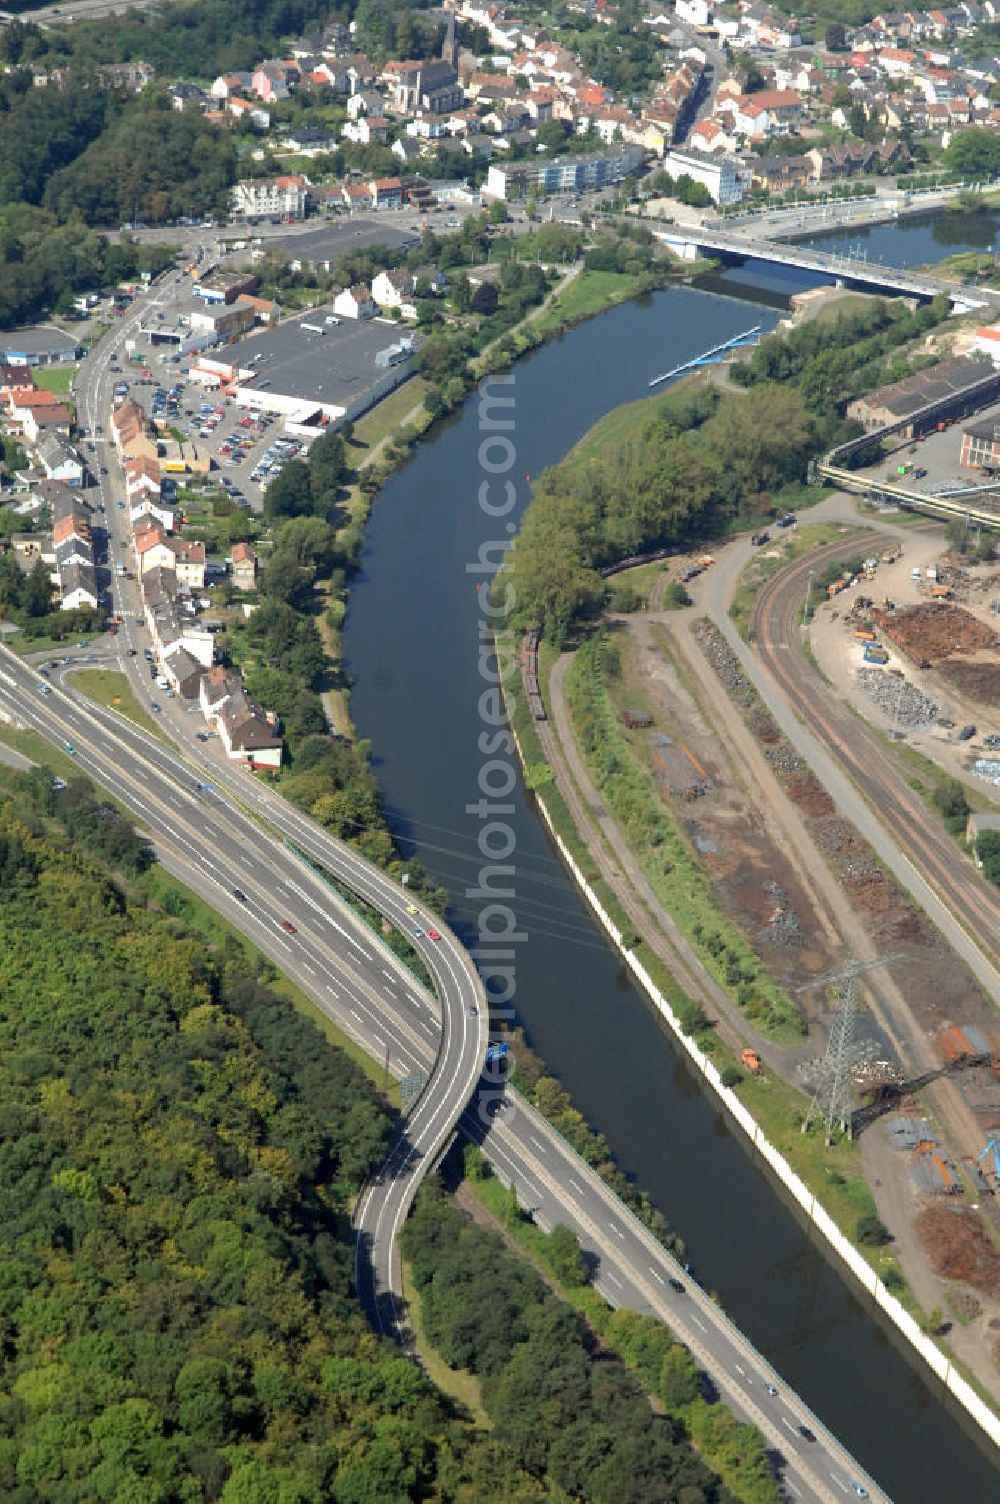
[798,954,902,1145]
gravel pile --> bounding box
[692,619,757,709]
[855,668,938,727]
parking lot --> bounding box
[858,403,1000,503]
[109,344,305,510]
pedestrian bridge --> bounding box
[658,224,997,312]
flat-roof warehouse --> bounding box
[193,307,419,424]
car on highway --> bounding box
[406,903,418,914]
[233,889,248,902]
[468,1004,478,1016]
[150,702,161,714]
[668,1277,685,1293]
[63,742,76,755]
[798,1426,816,1443]
[957,724,976,741]
[280,919,297,934]
[764,1383,778,1397]
[427,928,441,941]
[851,1486,868,1500]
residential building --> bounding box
[59,561,98,613]
[36,433,84,487]
[231,540,257,591]
[663,149,751,205]
[230,175,309,220]
[333,284,376,320]
[372,267,416,310]
[485,144,646,200]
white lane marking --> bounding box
[351,1009,362,1021]
[781,1417,796,1434]
[382,969,397,983]
[691,1315,707,1333]
[609,1222,625,1240]
[606,1270,623,1290]
[530,1135,546,1153]
[326,985,340,998]
[302,962,316,976]
[734,1364,746,1377]
[417,1018,435,1035]
[649,1267,665,1285]
[786,1482,800,1498]
[830,1478,848,1495]
[568,1177,583,1195]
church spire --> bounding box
[442,8,458,69]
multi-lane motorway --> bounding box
[0,645,884,1503]
[0,272,897,1501]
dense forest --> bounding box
[0,761,770,1502]
[403,1182,759,1504]
[505,296,953,642]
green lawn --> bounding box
[530,269,646,338]
[32,364,77,399]
[350,377,431,459]
[0,721,83,782]
[67,667,169,741]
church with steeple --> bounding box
[386,9,463,114]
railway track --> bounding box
[751,539,1000,983]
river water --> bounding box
[343,269,1000,1499]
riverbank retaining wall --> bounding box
[507,720,1000,1455]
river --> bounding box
[342,272,1000,1500]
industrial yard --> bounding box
[568,507,1000,1391]
[807,539,1000,793]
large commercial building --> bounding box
[192,307,420,425]
[485,144,646,200]
[663,149,751,206]
[2,325,82,367]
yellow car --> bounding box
[406,903,418,915]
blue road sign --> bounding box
[485,1043,509,1066]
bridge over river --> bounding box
[658,223,1000,311]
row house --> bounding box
[51,495,97,612]
[8,389,72,444]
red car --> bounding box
[427,928,441,941]
[280,920,297,934]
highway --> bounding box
[13,273,896,1500]
[0,645,888,1503]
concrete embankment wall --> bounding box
[508,721,1000,1455]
